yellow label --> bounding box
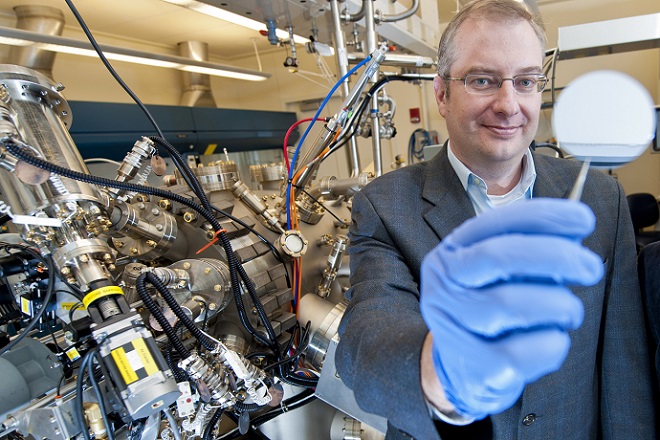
[60,302,77,311]
[132,338,159,376]
[82,286,124,309]
[111,347,139,385]
[203,143,217,155]
[66,347,81,361]
[20,297,31,315]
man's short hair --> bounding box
[436,0,547,79]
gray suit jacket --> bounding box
[336,146,656,440]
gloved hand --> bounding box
[420,198,604,420]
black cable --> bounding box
[280,322,300,357]
[265,322,311,372]
[532,142,564,158]
[59,301,88,344]
[56,371,67,396]
[63,0,164,139]
[62,279,85,301]
[142,272,216,350]
[136,273,191,358]
[165,321,188,382]
[46,316,64,353]
[277,366,318,388]
[68,301,85,323]
[203,407,225,440]
[235,402,262,412]
[215,229,278,351]
[544,48,559,107]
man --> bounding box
[335,1,656,439]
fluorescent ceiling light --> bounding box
[159,0,310,44]
[0,36,33,46]
[0,25,270,81]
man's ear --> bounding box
[433,76,448,118]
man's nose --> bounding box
[491,80,520,115]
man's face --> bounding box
[434,18,544,173]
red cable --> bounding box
[283,117,325,174]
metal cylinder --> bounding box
[178,41,216,108]
[8,6,65,79]
[0,65,104,216]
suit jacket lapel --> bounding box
[421,145,476,241]
[531,153,575,199]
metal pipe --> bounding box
[341,0,367,23]
[8,5,64,80]
[378,0,420,23]
[330,0,361,177]
[364,0,383,177]
[178,41,216,108]
[347,52,435,69]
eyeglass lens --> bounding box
[464,74,546,94]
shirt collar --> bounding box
[447,141,537,211]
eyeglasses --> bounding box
[444,73,548,95]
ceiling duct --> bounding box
[178,41,217,108]
[7,5,65,80]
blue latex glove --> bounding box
[420,198,604,420]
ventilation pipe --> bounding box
[7,5,65,80]
[178,41,217,108]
